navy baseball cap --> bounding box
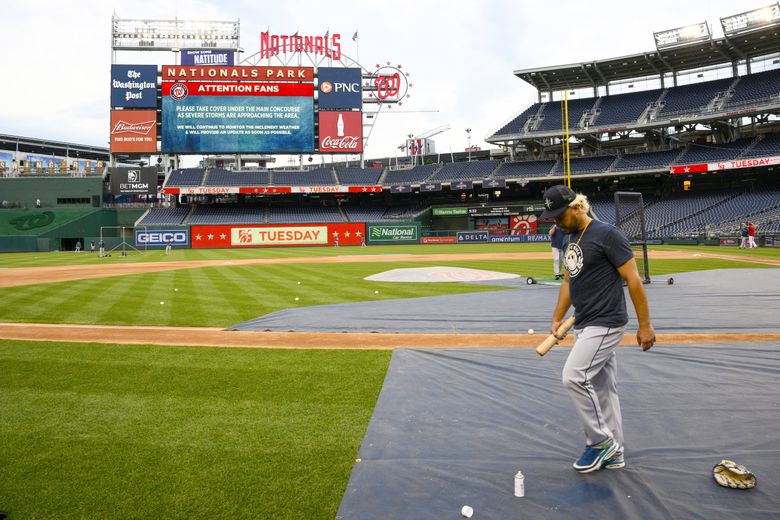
[540,185,576,219]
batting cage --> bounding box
[99,226,148,257]
[614,191,650,283]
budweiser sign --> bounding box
[111,120,155,135]
[318,111,363,153]
[110,110,157,153]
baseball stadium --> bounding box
[1,5,780,520]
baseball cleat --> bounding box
[573,438,620,473]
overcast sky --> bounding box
[0,0,753,165]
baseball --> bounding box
[294,297,299,301]
[297,281,301,285]
[174,288,178,292]
[461,505,474,518]
[528,328,535,335]
[160,301,165,305]
[374,290,379,294]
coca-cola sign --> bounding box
[318,111,362,153]
[110,110,157,153]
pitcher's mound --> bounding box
[364,266,521,283]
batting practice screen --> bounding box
[614,191,651,283]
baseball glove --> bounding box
[712,460,756,489]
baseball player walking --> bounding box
[541,185,656,473]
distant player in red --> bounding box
[747,222,757,248]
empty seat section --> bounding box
[428,160,499,182]
[272,168,333,186]
[137,207,190,226]
[205,169,270,186]
[533,98,597,133]
[383,164,438,185]
[490,103,543,137]
[675,138,753,164]
[166,168,205,187]
[188,206,265,225]
[728,69,780,107]
[612,149,682,171]
[493,160,555,178]
[593,88,663,127]
[336,167,382,185]
[267,206,343,223]
[659,77,733,115]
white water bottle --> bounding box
[337,113,345,137]
[514,470,525,497]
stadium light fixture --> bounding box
[721,3,780,35]
[111,16,240,51]
[653,22,711,49]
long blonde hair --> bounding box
[568,193,591,214]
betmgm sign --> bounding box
[110,167,157,195]
[135,229,190,247]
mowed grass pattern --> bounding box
[0,340,391,520]
[0,254,773,327]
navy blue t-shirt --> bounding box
[550,226,567,249]
[565,219,634,328]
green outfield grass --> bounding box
[0,339,390,520]
[0,247,775,327]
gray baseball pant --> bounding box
[562,325,626,449]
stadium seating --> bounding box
[188,205,266,225]
[493,160,556,179]
[675,137,754,165]
[491,103,542,136]
[741,133,780,158]
[342,206,388,222]
[533,98,598,133]
[727,68,780,107]
[137,207,190,226]
[611,149,683,171]
[592,88,663,127]
[428,160,499,182]
[552,155,617,175]
[166,168,206,187]
[336,167,382,185]
[205,169,270,186]
[272,168,335,186]
[267,205,344,223]
[382,164,438,185]
[658,77,734,115]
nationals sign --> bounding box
[318,111,362,152]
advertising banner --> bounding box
[468,206,522,217]
[317,67,362,109]
[457,231,489,243]
[367,223,420,244]
[482,178,507,189]
[510,214,539,235]
[421,236,457,244]
[489,234,550,243]
[190,223,366,248]
[451,181,473,191]
[110,167,157,195]
[111,64,158,108]
[420,182,442,192]
[162,66,313,82]
[110,110,158,153]
[432,207,468,216]
[135,229,189,247]
[161,81,314,153]
[181,49,235,66]
[318,111,362,153]
[390,185,412,194]
[670,155,780,174]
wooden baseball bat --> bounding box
[535,315,576,356]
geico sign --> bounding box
[136,231,188,245]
